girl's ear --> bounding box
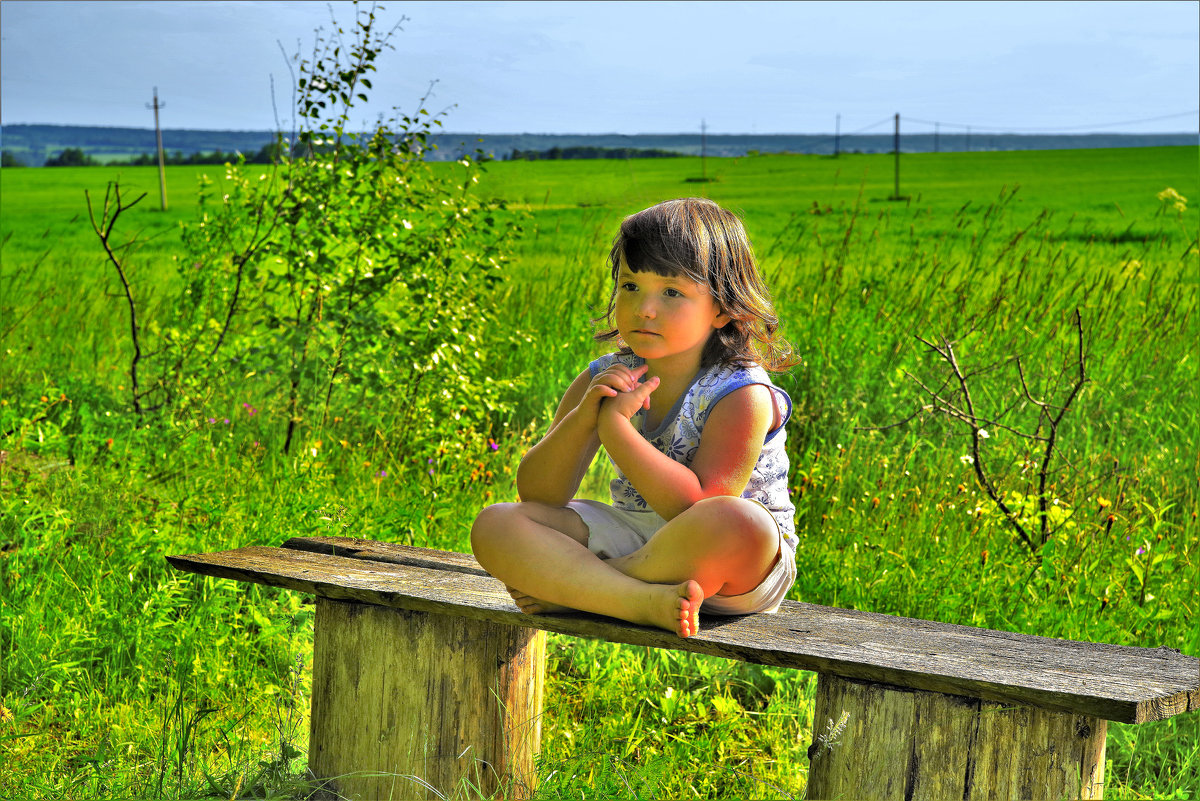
[713,309,732,330]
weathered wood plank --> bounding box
[283,535,489,577]
[166,545,1199,724]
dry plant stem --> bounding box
[86,183,148,418]
[916,333,1036,551]
[1031,309,1088,544]
[864,309,1088,554]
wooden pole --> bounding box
[148,88,168,211]
[805,673,1106,800]
[308,598,545,800]
[834,113,840,157]
[892,112,900,200]
[701,118,707,181]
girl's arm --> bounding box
[516,364,651,506]
[597,383,776,520]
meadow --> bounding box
[2,146,1198,799]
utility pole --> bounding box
[147,87,167,210]
[934,122,940,154]
[701,118,708,181]
[892,112,901,200]
[834,113,841,157]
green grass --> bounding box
[2,147,1198,799]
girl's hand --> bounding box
[601,373,659,421]
[578,363,650,421]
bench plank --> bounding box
[166,544,1199,724]
[283,535,489,576]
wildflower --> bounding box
[1135,546,1146,557]
[1097,497,1111,510]
[223,418,230,425]
[978,429,990,439]
[1157,187,1188,212]
[376,469,387,478]
[208,417,217,424]
[488,438,499,452]
[402,219,413,230]
[960,455,974,465]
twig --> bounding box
[86,183,148,418]
[863,311,1089,552]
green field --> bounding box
[2,147,1198,799]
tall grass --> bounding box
[2,148,1197,798]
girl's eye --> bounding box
[620,282,638,292]
[664,288,682,298]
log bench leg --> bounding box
[308,597,546,800]
[805,673,1106,801]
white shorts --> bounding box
[567,498,797,616]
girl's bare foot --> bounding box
[506,580,703,638]
[668,580,704,638]
[507,586,571,614]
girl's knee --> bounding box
[470,502,517,552]
[691,496,777,551]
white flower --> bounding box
[978,429,990,439]
[960,455,974,465]
[402,219,413,230]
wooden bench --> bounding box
[167,536,1199,800]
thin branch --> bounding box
[86,183,148,418]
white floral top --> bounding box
[588,352,797,551]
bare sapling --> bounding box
[862,308,1090,552]
[86,183,149,418]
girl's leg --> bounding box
[509,496,778,614]
[470,502,704,637]
[604,496,782,598]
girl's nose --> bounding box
[637,297,656,318]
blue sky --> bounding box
[2,1,1197,135]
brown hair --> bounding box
[595,197,795,371]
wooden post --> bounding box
[892,112,901,200]
[806,673,1106,800]
[148,87,168,211]
[309,598,545,800]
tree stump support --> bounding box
[308,598,545,800]
[806,673,1106,800]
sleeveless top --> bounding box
[588,352,797,551]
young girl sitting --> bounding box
[471,197,797,638]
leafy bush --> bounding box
[89,3,523,461]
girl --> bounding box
[471,198,797,638]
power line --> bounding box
[904,110,1198,134]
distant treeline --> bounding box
[2,124,1197,166]
[2,141,305,168]
[125,143,283,166]
[506,146,683,161]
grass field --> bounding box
[2,146,1198,799]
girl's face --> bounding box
[614,265,729,368]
